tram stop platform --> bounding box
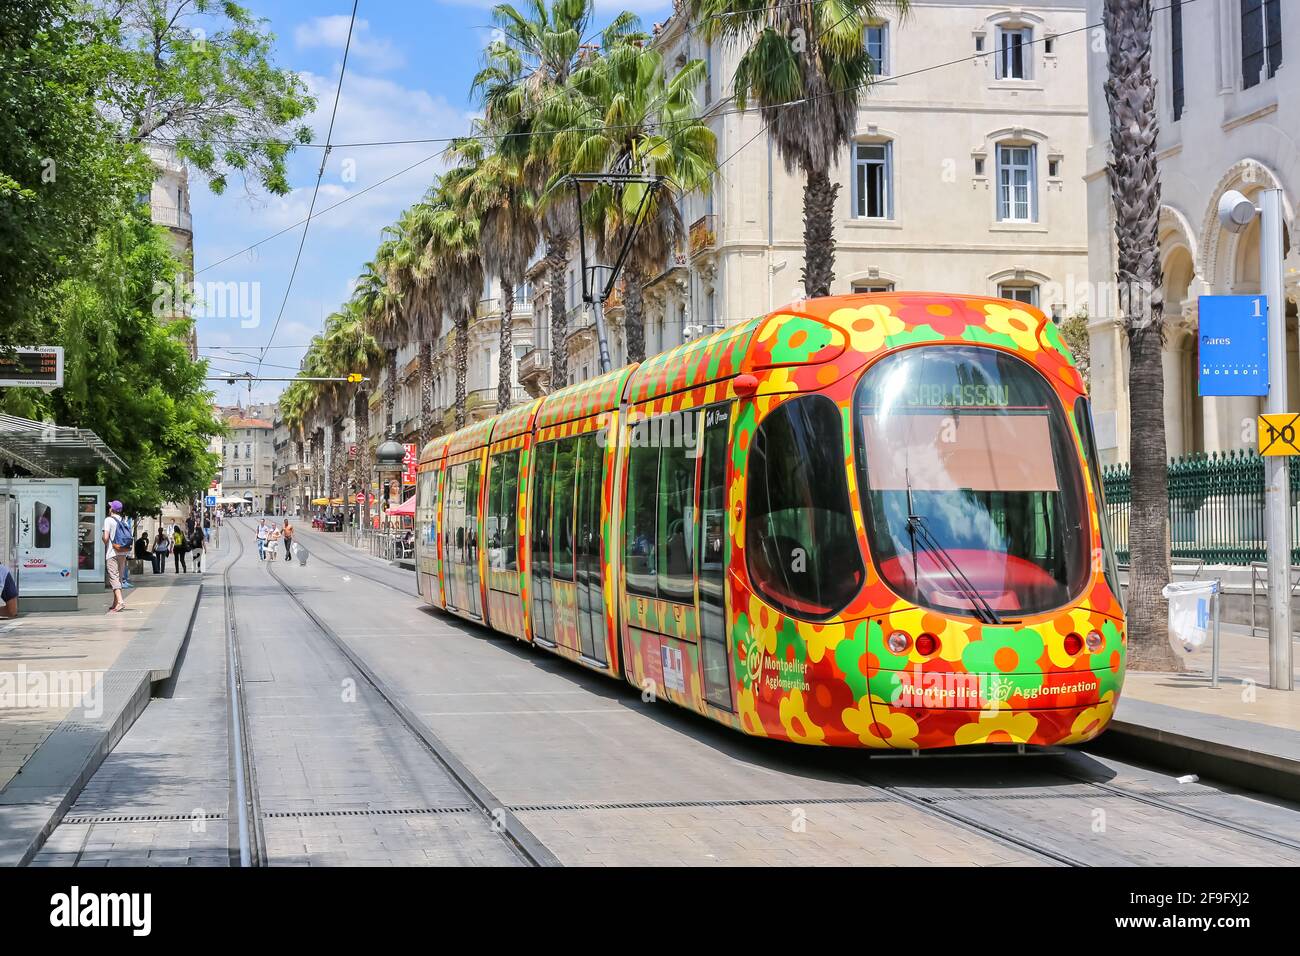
[1101,624,1300,801]
[0,571,202,867]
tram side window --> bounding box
[487,450,520,571]
[658,411,699,603]
[746,395,865,619]
[551,438,578,580]
[625,437,659,597]
[699,404,732,709]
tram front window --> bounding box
[854,346,1089,617]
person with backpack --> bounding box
[152,522,170,573]
[172,523,189,573]
[189,523,205,572]
[102,501,132,613]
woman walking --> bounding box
[153,525,170,573]
[172,523,189,573]
[264,522,281,562]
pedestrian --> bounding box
[189,522,205,572]
[203,513,212,542]
[265,522,281,561]
[282,518,294,562]
[153,524,170,573]
[256,517,269,560]
[0,559,18,618]
[135,529,150,562]
[172,523,189,573]
[102,500,132,612]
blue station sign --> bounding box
[1198,294,1268,397]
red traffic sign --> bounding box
[355,492,365,503]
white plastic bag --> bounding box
[1161,580,1218,657]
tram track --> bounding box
[292,528,418,597]
[249,522,557,867]
[222,527,267,867]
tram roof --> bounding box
[491,395,542,442]
[533,364,633,430]
[625,315,763,405]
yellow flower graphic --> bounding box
[842,696,918,748]
[953,710,1039,746]
[1060,693,1115,744]
[779,689,826,745]
[984,303,1042,352]
[829,304,906,354]
[737,686,768,737]
[804,621,846,664]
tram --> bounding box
[414,292,1125,750]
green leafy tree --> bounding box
[94,0,315,195]
[1,0,151,347]
[2,211,223,515]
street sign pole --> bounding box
[1261,188,1294,690]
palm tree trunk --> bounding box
[354,390,371,531]
[802,167,838,298]
[454,313,469,430]
[545,233,569,387]
[384,350,398,436]
[498,280,515,412]
[623,275,646,363]
[1105,0,1178,670]
[419,340,433,450]
[295,437,305,516]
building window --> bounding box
[975,34,985,53]
[865,23,888,76]
[997,144,1037,222]
[1171,0,1185,119]
[852,281,895,293]
[1044,34,1055,55]
[1048,157,1060,178]
[851,141,892,219]
[1241,0,1283,89]
[974,156,985,176]
[998,283,1040,306]
[996,26,1032,79]
[245,443,251,458]
[233,445,239,459]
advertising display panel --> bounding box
[78,485,106,584]
[7,478,79,597]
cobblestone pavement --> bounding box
[32,521,1300,866]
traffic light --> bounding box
[347,373,363,383]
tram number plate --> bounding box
[1258,413,1300,456]
[661,646,686,693]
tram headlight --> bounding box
[1063,632,1083,656]
[887,630,911,654]
[1085,630,1104,652]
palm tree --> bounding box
[692,0,908,297]
[449,128,541,412]
[544,41,716,362]
[1103,0,1176,670]
[355,254,405,437]
[422,180,484,429]
[321,299,383,526]
[384,204,442,449]
[474,0,639,387]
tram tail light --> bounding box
[915,632,938,656]
[887,630,911,654]
[1063,632,1083,656]
[1085,630,1104,652]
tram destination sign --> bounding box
[0,347,64,389]
[1198,295,1268,397]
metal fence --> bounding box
[1100,450,1300,565]
[342,526,414,562]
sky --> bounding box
[193,0,672,408]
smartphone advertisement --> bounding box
[78,486,105,584]
[8,478,78,598]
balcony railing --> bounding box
[150,203,193,232]
[689,215,716,257]
[467,386,531,410]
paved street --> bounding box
[19,520,1300,867]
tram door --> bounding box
[444,460,483,618]
[574,433,606,663]
[530,443,556,644]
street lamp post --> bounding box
[1220,188,1294,691]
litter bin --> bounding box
[1161,579,1222,685]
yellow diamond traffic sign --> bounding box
[1258,413,1300,456]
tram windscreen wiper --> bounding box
[903,486,1001,625]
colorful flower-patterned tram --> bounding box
[414,292,1125,749]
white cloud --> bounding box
[294,15,405,70]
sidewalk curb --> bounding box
[0,578,205,867]
[1092,719,1300,803]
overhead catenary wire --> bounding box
[253,0,361,379]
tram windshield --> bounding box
[854,346,1090,617]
